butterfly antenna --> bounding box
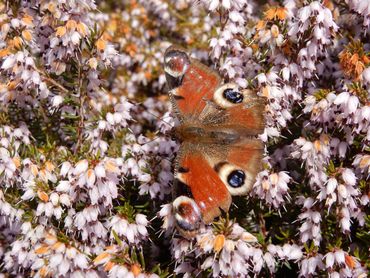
[139,132,175,147]
[101,87,173,127]
[131,101,174,128]
[139,135,161,146]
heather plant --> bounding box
[0,0,369,277]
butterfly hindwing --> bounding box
[172,139,263,234]
[173,145,231,224]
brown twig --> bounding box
[36,68,69,94]
[74,55,85,155]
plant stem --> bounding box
[74,56,85,155]
[36,68,69,94]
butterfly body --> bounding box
[173,124,242,145]
[164,46,265,236]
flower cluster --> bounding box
[0,0,369,277]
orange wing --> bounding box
[172,139,263,234]
[175,151,231,224]
[164,46,221,120]
[165,45,265,236]
[164,46,265,132]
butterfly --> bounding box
[163,46,265,237]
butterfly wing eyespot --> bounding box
[164,47,190,84]
[173,196,202,234]
[213,83,238,108]
[213,161,254,195]
[212,83,265,134]
[213,83,259,109]
[223,88,244,104]
[213,83,246,108]
[227,170,246,187]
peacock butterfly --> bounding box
[164,45,265,237]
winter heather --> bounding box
[0,1,369,277]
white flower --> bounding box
[326,178,337,195]
[59,194,71,206]
[325,252,335,268]
[341,168,356,186]
[22,189,35,200]
[135,214,148,226]
[56,180,70,192]
[334,250,345,265]
[95,164,106,178]
[71,31,81,45]
[348,96,359,114]
[1,55,15,70]
[209,0,220,11]
[221,0,231,10]
[60,161,72,176]
[52,95,64,107]
[49,192,59,206]
[73,159,88,175]
[362,67,370,83]
[257,73,267,85]
[49,253,63,268]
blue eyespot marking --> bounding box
[223,88,243,104]
[227,170,245,188]
[173,196,202,232]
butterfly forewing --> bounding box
[164,46,221,121]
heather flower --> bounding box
[252,169,291,208]
[0,0,369,277]
[299,253,325,277]
[298,197,322,245]
[346,0,370,28]
[324,249,367,277]
[288,1,338,78]
[108,214,149,245]
[171,219,262,277]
